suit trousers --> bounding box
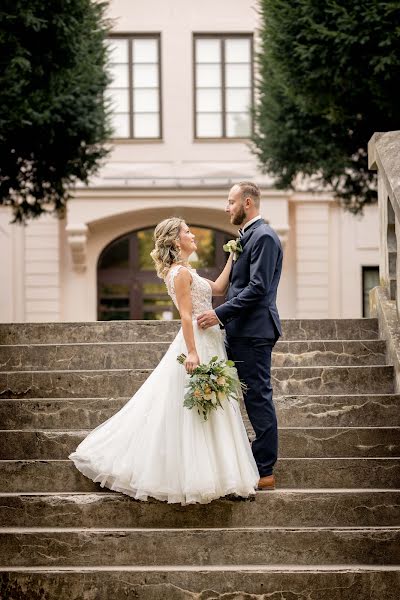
[226,336,278,477]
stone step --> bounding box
[0,318,379,344]
[0,339,387,371]
[1,566,399,600]
[275,393,400,427]
[2,394,399,429]
[1,527,399,566]
[0,365,394,399]
[2,427,399,460]
[1,459,399,492]
[1,490,399,528]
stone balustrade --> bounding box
[369,130,400,391]
[368,131,400,309]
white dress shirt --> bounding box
[238,214,262,237]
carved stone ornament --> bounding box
[65,223,89,272]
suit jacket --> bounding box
[215,218,283,340]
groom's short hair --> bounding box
[236,181,261,208]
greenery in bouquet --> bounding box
[177,353,246,421]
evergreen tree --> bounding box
[253,0,400,213]
[0,0,112,223]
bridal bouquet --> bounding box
[177,354,246,421]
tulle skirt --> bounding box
[68,320,259,505]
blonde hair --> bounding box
[150,217,185,279]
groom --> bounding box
[197,181,283,490]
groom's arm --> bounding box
[214,233,279,325]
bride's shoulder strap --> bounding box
[166,264,192,291]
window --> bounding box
[194,34,253,139]
[362,266,379,317]
[106,35,162,139]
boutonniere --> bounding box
[223,238,243,262]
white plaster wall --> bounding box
[291,199,379,319]
[279,202,297,318]
[339,203,379,317]
[294,200,330,318]
[0,208,61,322]
[24,215,61,322]
[0,207,25,322]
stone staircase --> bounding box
[0,318,399,599]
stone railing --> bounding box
[368,131,400,309]
[368,130,400,390]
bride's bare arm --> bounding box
[173,268,200,373]
[204,253,233,296]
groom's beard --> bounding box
[231,205,246,226]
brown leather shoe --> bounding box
[257,474,275,490]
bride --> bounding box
[68,217,259,505]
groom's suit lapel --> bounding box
[240,218,265,248]
[229,218,265,281]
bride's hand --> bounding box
[185,351,200,374]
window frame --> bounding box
[193,32,254,141]
[107,32,163,142]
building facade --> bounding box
[1,0,379,323]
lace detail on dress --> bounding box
[165,264,213,318]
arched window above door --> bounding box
[97,225,231,321]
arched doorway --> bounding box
[97,225,232,320]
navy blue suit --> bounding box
[215,218,283,477]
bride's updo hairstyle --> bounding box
[150,217,185,279]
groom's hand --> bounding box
[197,310,219,330]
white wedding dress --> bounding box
[68,264,259,505]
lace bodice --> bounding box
[165,264,213,317]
